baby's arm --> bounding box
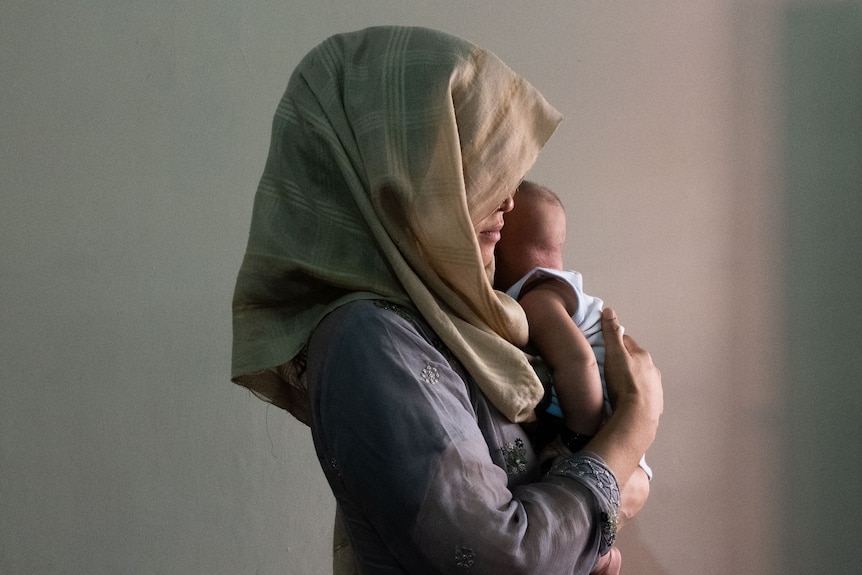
[518,279,605,437]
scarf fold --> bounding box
[232,26,562,424]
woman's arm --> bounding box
[583,307,663,488]
[307,301,619,574]
[618,467,651,530]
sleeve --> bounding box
[307,303,619,575]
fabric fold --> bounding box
[232,25,562,423]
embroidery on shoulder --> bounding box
[420,364,440,385]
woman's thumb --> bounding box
[601,307,627,354]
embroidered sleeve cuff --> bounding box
[547,452,620,555]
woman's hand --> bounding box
[584,308,663,489]
[590,547,621,575]
[601,308,663,423]
[618,467,650,530]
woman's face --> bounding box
[474,195,515,267]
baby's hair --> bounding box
[517,180,565,212]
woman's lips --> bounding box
[480,229,501,242]
[480,219,504,239]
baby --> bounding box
[495,182,651,573]
[496,181,651,461]
[495,181,605,442]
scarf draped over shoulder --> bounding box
[231,26,562,424]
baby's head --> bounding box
[494,181,566,291]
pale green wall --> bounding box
[2,1,859,573]
[780,3,862,572]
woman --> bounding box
[232,26,661,574]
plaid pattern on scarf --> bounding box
[232,26,561,424]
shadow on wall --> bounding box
[780,3,862,574]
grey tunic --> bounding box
[307,300,619,574]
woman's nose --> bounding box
[499,195,514,213]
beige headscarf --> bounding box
[232,26,562,424]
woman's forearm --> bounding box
[584,395,658,486]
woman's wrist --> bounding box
[610,392,660,437]
[585,402,657,482]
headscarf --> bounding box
[231,26,562,424]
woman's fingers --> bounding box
[601,307,663,418]
[601,307,626,356]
